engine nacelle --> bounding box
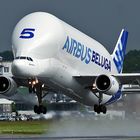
[95,74,119,95]
[0,76,17,96]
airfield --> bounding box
[0,114,140,140]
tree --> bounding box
[0,50,14,61]
[123,50,140,73]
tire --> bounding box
[102,106,107,114]
[100,105,107,114]
[94,104,98,112]
[34,105,40,114]
[96,106,101,114]
[96,110,100,114]
[42,106,47,114]
[39,105,47,114]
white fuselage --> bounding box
[11,12,119,106]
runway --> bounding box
[0,113,140,140]
[0,136,140,140]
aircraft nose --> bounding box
[12,59,39,78]
[12,60,29,77]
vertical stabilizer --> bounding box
[111,29,128,73]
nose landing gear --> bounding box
[34,105,47,114]
[28,79,47,114]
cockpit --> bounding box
[15,56,33,61]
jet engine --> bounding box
[95,74,120,95]
[0,76,17,96]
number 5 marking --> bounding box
[20,28,35,39]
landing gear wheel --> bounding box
[34,105,47,114]
[34,105,38,113]
[94,104,98,112]
[100,105,107,114]
[96,107,101,114]
[40,105,47,114]
[94,104,107,114]
[34,105,41,114]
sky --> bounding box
[0,0,140,53]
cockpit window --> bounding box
[20,56,26,59]
[15,56,33,61]
[15,57,20,59]
[27,57,33,61]
[29,57,33,61]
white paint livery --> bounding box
[12,12,117,75]
[11,12,118,107]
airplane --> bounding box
[0,11,140,114]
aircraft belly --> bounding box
[37,58,112,106]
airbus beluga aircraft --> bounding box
[1,12,140,114]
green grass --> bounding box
[0,121,50,134]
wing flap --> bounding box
[113,73,140,84]
[122,84,140,94]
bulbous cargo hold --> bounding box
[12,12,66,59]
[12,12,117,75]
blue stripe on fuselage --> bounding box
[105,88,122,105]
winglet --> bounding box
[111,29,128,73]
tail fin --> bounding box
[111,29,128,73]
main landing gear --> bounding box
[94,104,107,114]
[94,92,107,114]
[28,79,47,114]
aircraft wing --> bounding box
[73,73,140,89]
[111,73,140,85]
[121,86,140,94]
